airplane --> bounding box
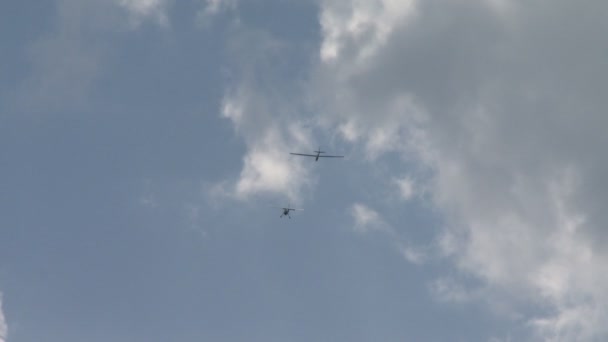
[290,147,344,161]
[273,205,303,219]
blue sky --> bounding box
[2,0,608,341]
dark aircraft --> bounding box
[290,147,344,161]
[273,205,303,219]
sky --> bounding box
[1,0,608,341]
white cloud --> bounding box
[311,0,608,339]
[214,0,608,337]
[0,294,7,342]
[398,242,427,265]
[350,205,430,264]
[350,203,389,234]
[116,0,172,27]
[430,277,473,304]
[393,176,415,200]
[213,29,316,203]
[232,130,312,202]
[319,0,417,64]
[218,84,314,203]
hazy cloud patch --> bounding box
[117,0,173,27]
[13,0,113,114]
[350,203,390,234]
[398,242,427,265]
[12,0,173,115]
[199,0,237,18]
[0,294,7,342]
[430,277,474,304]
[393,175,416,200]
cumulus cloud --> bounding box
[218,83,314,202]
[216,0,608,338]
[213,29,317,203]
[312,0,608,339]
[227,125,312,202]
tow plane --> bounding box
[273,205,303,219]
[290,147,344,161]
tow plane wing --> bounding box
[290,153,318,157]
